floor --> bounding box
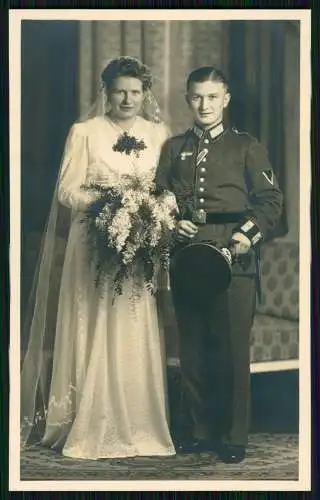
[20,433,298,481]
[19,370,300,482]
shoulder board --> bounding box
[231,127,250,136]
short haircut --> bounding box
[186,66,229,92]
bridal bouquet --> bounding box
[81,173,176,300]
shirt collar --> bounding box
[192,121,225,140]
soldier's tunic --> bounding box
[155,122,283,445]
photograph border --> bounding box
[8,8,312,492]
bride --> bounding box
[20,56,176,460]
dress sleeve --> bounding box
[157,121,171,144]
[57,123,96,212]
[149,121,170,150]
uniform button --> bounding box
[199,198,205,203]
[199,209,205,213]
[200,167,206,173]
[199,187,204,192]
[202,158,207,162]
[200,177,205,182]
[204,139,209,144]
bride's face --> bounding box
[108,76,144,121]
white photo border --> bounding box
[9,8,312,492]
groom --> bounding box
[155,66,283,463]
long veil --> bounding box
[20,82,171,448]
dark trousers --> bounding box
[170,262,256,446]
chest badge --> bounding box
[179,151,193,161]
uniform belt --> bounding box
[195,211,246,224]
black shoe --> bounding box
[214,442,246,464]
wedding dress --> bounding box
[22,115,176,460]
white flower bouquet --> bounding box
[81,173,176,300]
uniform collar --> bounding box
[192,121,225,141]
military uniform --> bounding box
[155,122,283,446]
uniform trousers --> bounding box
[170,222,256,446]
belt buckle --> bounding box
[192,210,207,224]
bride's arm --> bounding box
[57,123,97,211]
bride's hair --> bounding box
[101,56,153,92]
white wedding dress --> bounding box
[39,115,176,459]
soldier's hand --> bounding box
[175,220,198,242]
[230,232,251,255]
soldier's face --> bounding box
[186,80,230,129]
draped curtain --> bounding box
[21,21,79,323]
[226,21,300,241]
[78,21,227,133]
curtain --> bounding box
[226,20,300,242]
[21,21,79,321]
[78,21,227,133]
[282,22,300,243]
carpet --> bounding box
[20,433,298,481]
